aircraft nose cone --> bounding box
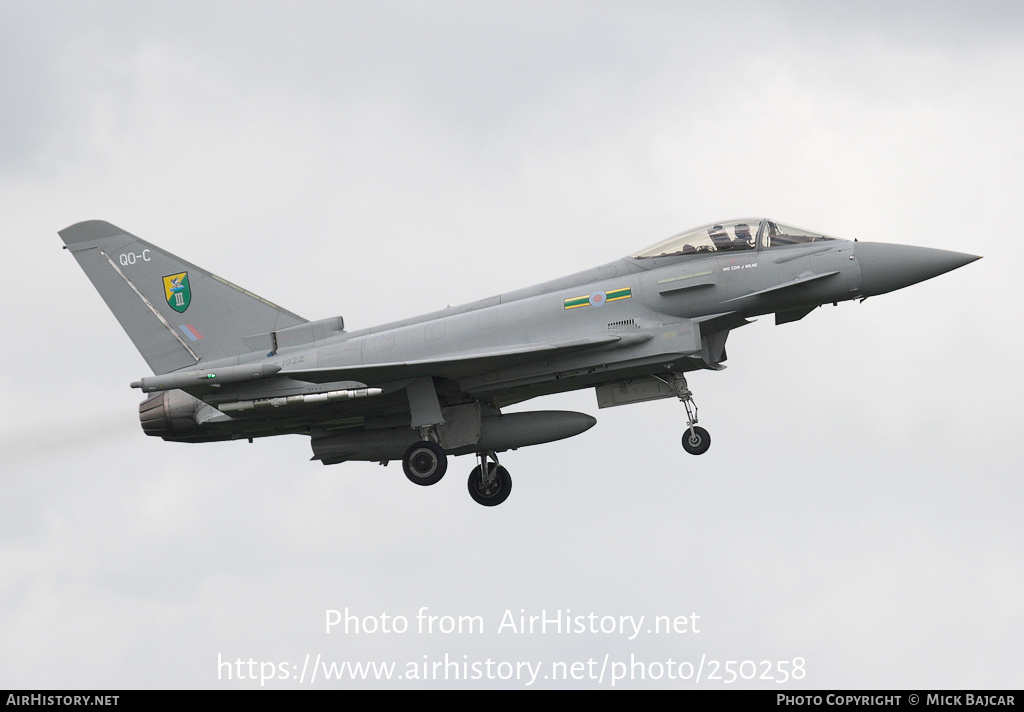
[855,242,980,297]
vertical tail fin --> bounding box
[59,220,307,374]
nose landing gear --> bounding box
[659,372,711,456]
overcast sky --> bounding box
[1,0,1021,689]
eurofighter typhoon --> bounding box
[58,218,979,506]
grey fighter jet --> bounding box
[58,218,978,506]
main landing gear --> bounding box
[402,440,447,485]
[467,451,512,507]
[402,437,512,507]
[659,372,711,456]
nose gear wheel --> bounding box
[682,425,711,455]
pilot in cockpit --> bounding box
[708,224,730,249]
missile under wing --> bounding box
[58,218,979,506]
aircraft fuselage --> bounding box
[60,216,978,505]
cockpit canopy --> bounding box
[631,219,838,259]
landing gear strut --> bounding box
[660,372,711,455]
[467,451,512,507]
